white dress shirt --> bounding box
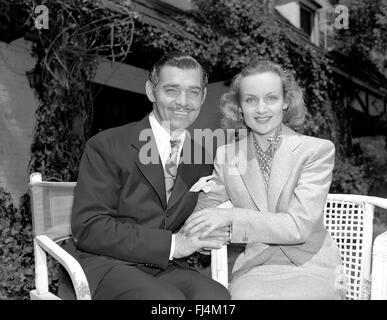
[149,112,186,260]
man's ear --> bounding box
[201,87,207,105]
[145,80,156,103]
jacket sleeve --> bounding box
[231,140,335,244]
[71,135,171,268]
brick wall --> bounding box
[0,38,39,205]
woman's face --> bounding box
[240,71,287,138]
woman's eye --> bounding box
[245,97,256,104]
[266,95,278,102]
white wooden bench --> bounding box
[28,172,229,300]
[29,172,387,300]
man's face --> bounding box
[146,66,207,131]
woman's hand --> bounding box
[183,208,233,239]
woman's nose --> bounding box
[256,100,266,114]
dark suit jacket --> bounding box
[65,115,213,295]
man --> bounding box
[63,53,230,300]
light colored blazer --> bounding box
[195,125,342,281]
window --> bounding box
[300,3,314,37]
[316,7,336,50]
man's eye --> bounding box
[166,88,178,94]
[188,90,200,97]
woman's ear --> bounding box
[283,103,288,110]
[145,80,156,103]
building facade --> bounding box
[0,0,386,202]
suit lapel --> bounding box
[267,125,301,211]
[167,137,201,210]
[237,134,268,212]
[131,117,167,209]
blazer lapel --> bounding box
[237,134,268,212]
[267,125,301,212]
[131,117,167,209]
[167,137,200,210]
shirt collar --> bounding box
[149,112,186,166]
[149,111,186,143]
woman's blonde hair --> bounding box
[220,60,306,136]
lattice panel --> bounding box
[324,200,365,300]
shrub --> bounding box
[0,188,62,300]
[330,136,387,197]
[330,157,370,195]
[0,189,34,299]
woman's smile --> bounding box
[254,116,272,123]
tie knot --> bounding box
[170,139,180,150]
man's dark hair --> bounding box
[149,52,208,88]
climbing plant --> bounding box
[336,0,387,77]
[25,0,374,184]
[27,0,135,181]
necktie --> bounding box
[164,139,181,202]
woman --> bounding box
[184,60,346,299]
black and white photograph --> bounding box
[0,0,387,309]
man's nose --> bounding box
[176,92,188,106]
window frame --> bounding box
[300,2,314,37]
[299,0,320,44]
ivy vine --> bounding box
[26,0,135,181]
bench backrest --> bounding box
[29,173,75,242]
[324,194,374,300]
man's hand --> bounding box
[197,227,230,254]
[173,228,227,259]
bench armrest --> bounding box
[32,235,91,300]
[371,231,387,300]
[210,201,233,288]
[211,245,229,288]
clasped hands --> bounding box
[173,208,232,259]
